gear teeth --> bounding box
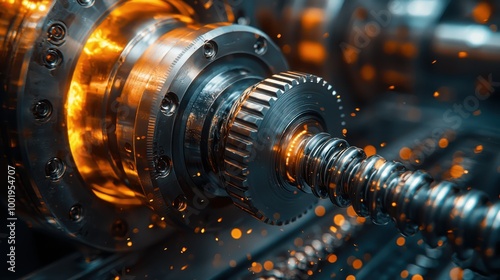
[223,71,322,224]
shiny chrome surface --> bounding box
[0,0,289,250]
[1,0,499,278]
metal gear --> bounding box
[223,71,347,225]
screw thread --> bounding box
[295,132,499,272]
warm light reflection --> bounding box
[399,147,412,160]
[450,165,465,178]
[231,228,242,240]
[301,8,324,30]
[396,236,406,246]
[438,138,448,148]
[66,0,172,205]
[314,205,326,217]
[263,260,274,271]
[285,129,308,182]
[83,29,123,56]
[298,41,326,64]
[360,64,375,81]
[333,214,345,226]
[472,2,492,23]
[363,145,376,157]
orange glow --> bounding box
[396,236,406,246]
[473,2,491,23]
[66,0,175,205]
[12,0,51,11]
[399,147,412,160]
[458,51,468,58]
[327,254,337,263]
[263,261,274,271]
[364,145,376,156]
[450,165,465,178]
[401,43,417,58]
[250,262,263,273]
[361,64,376,81]
[334,214,345,226]
[346,275,356,280]
[383,40,398,54]
[301,8,324,30]
[411,275,423,280]
[83,29,123,56]
[346,206,357,217]
[474,145,484,153]
[401,270,409,278]
[231,228,242,240]
[285,129,308,182]
[433,91,440,98]
[315,205,326,217]
[298,41,326,64]
[449,267,463,280]
[343,45,359,64]
[438,138,449,148]
[352,259,363,269]
[356,216,366,223]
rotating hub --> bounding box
[0,0,290,250]
[221,72,346,224]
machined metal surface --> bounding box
[222,72,346,225]
[0,0,290,251]
[1,0,500,279]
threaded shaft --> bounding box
[293,132,500,273]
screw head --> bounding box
[32,100,53,121]
[203,41,218,59]
[172,195,187,212]
[155,156,172,177]
[77,0,95,7]
[254,37,268,55]
[160,92,179,116]
[43,49,63,69]
[45,157,65,180]
[69,205,83,222]
[47,23,66,44]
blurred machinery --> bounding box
[1,0,499,279]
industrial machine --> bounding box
[1,0,499,279]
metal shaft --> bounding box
[289,132,500,273]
